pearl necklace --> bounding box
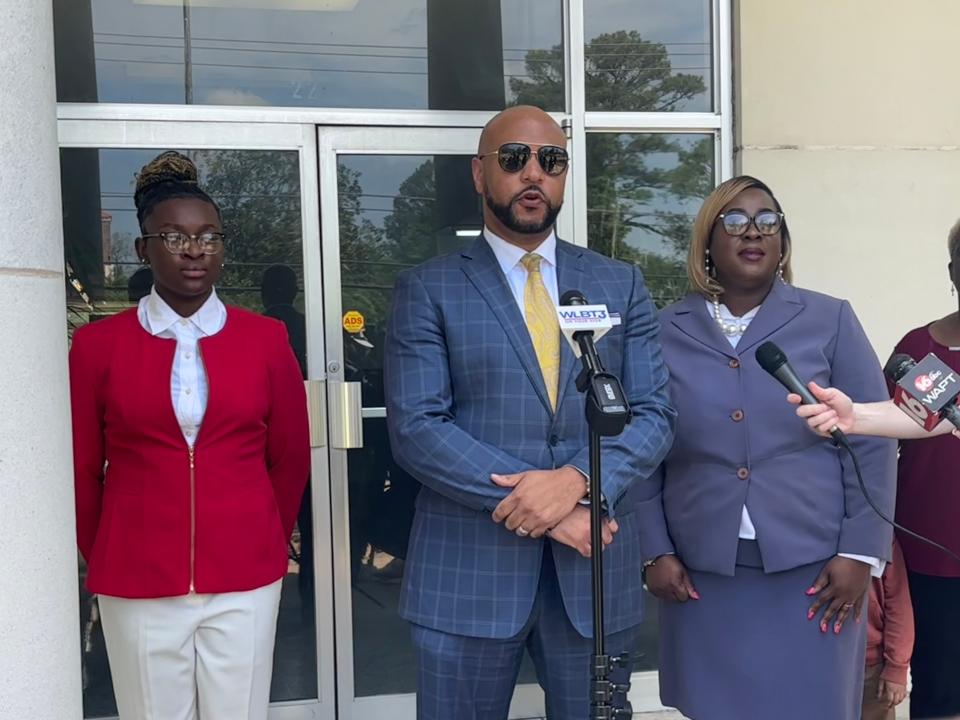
[711,295,750,337]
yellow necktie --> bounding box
[521,252,560,410]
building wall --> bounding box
[736,0,960,357]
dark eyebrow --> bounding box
[723,207,777,214]
[155,223,220,233]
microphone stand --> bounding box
[572,331,632,719]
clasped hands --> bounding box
[489,467,617,558]
[645,553,870,636]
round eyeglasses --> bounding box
[141,231,225,255]
[717,210,784,236]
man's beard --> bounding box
[485,188,562,235]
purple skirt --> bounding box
[658,541,867,720]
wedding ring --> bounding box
[517,527,530,537]
[842,602,854,609]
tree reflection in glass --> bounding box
[511,31,715,308]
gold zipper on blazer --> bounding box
[189,445,196,593]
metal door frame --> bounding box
[317,125,666,719]
[319,125,553,720]
[55,110,683,718]
[57,117,336,720]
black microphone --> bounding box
[560,289,630,435]
[884,352,960,431]
[755,341,847,445]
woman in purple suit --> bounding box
[637,175,897,719]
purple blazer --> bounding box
[637,281,897,575]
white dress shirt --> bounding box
[484,227,559,314]
[138,287,227,447]
[706,298,882,576]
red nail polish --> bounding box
[806,587,816,595]
[807,610,814,620]
[834,623,841,634]
[820,622,827,633]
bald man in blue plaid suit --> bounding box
[385,107,676,719]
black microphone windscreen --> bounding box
[755,341,787,375]
[560,290,587,306]
[883,353,916,382]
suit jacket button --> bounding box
[737,467,750,480]
[549,434,560,446]
[729,358,740,369]
[731,409,744,422]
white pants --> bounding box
[98,579,283,720]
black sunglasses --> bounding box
[477,142,569,176]
[717,210,784,236]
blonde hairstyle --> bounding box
[948,217,960,259]
[687,175,793,298]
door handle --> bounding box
[328,381,363,449]
[304,379,327,448]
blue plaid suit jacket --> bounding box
[385,236,676,638]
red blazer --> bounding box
[69,305,310,598]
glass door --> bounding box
[319,126,573,720]
[318,124,674,719]
[57,118,336,720]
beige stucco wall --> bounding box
[736,0,960,357]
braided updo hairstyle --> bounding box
[133,151,222,230]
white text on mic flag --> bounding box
[556,304,615,357]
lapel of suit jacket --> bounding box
[734,280,804,355]
[554,240,588,414]
[669,282,804,359]
[460,236,553,414]
[669,293,739,359]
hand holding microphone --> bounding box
[785,350,960,440]
[788,383,856,437]
[752,341,855,438]
[766,342,960,566]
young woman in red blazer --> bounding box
[69,151,310,720]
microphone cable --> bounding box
[835,433,960,565]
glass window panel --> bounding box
[54,0,563,110]
[586,132,715,308]
[61,147,317,717]
[338,154,477,696]
[336,154,549,695]
[338,153,480,403]
[584,0,713,112]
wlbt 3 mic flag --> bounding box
[557,290,630,435]
[555,291,620,357]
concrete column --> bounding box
[0,2,83,719]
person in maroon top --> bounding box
[862,537,914,720]
[885,224,960,719]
